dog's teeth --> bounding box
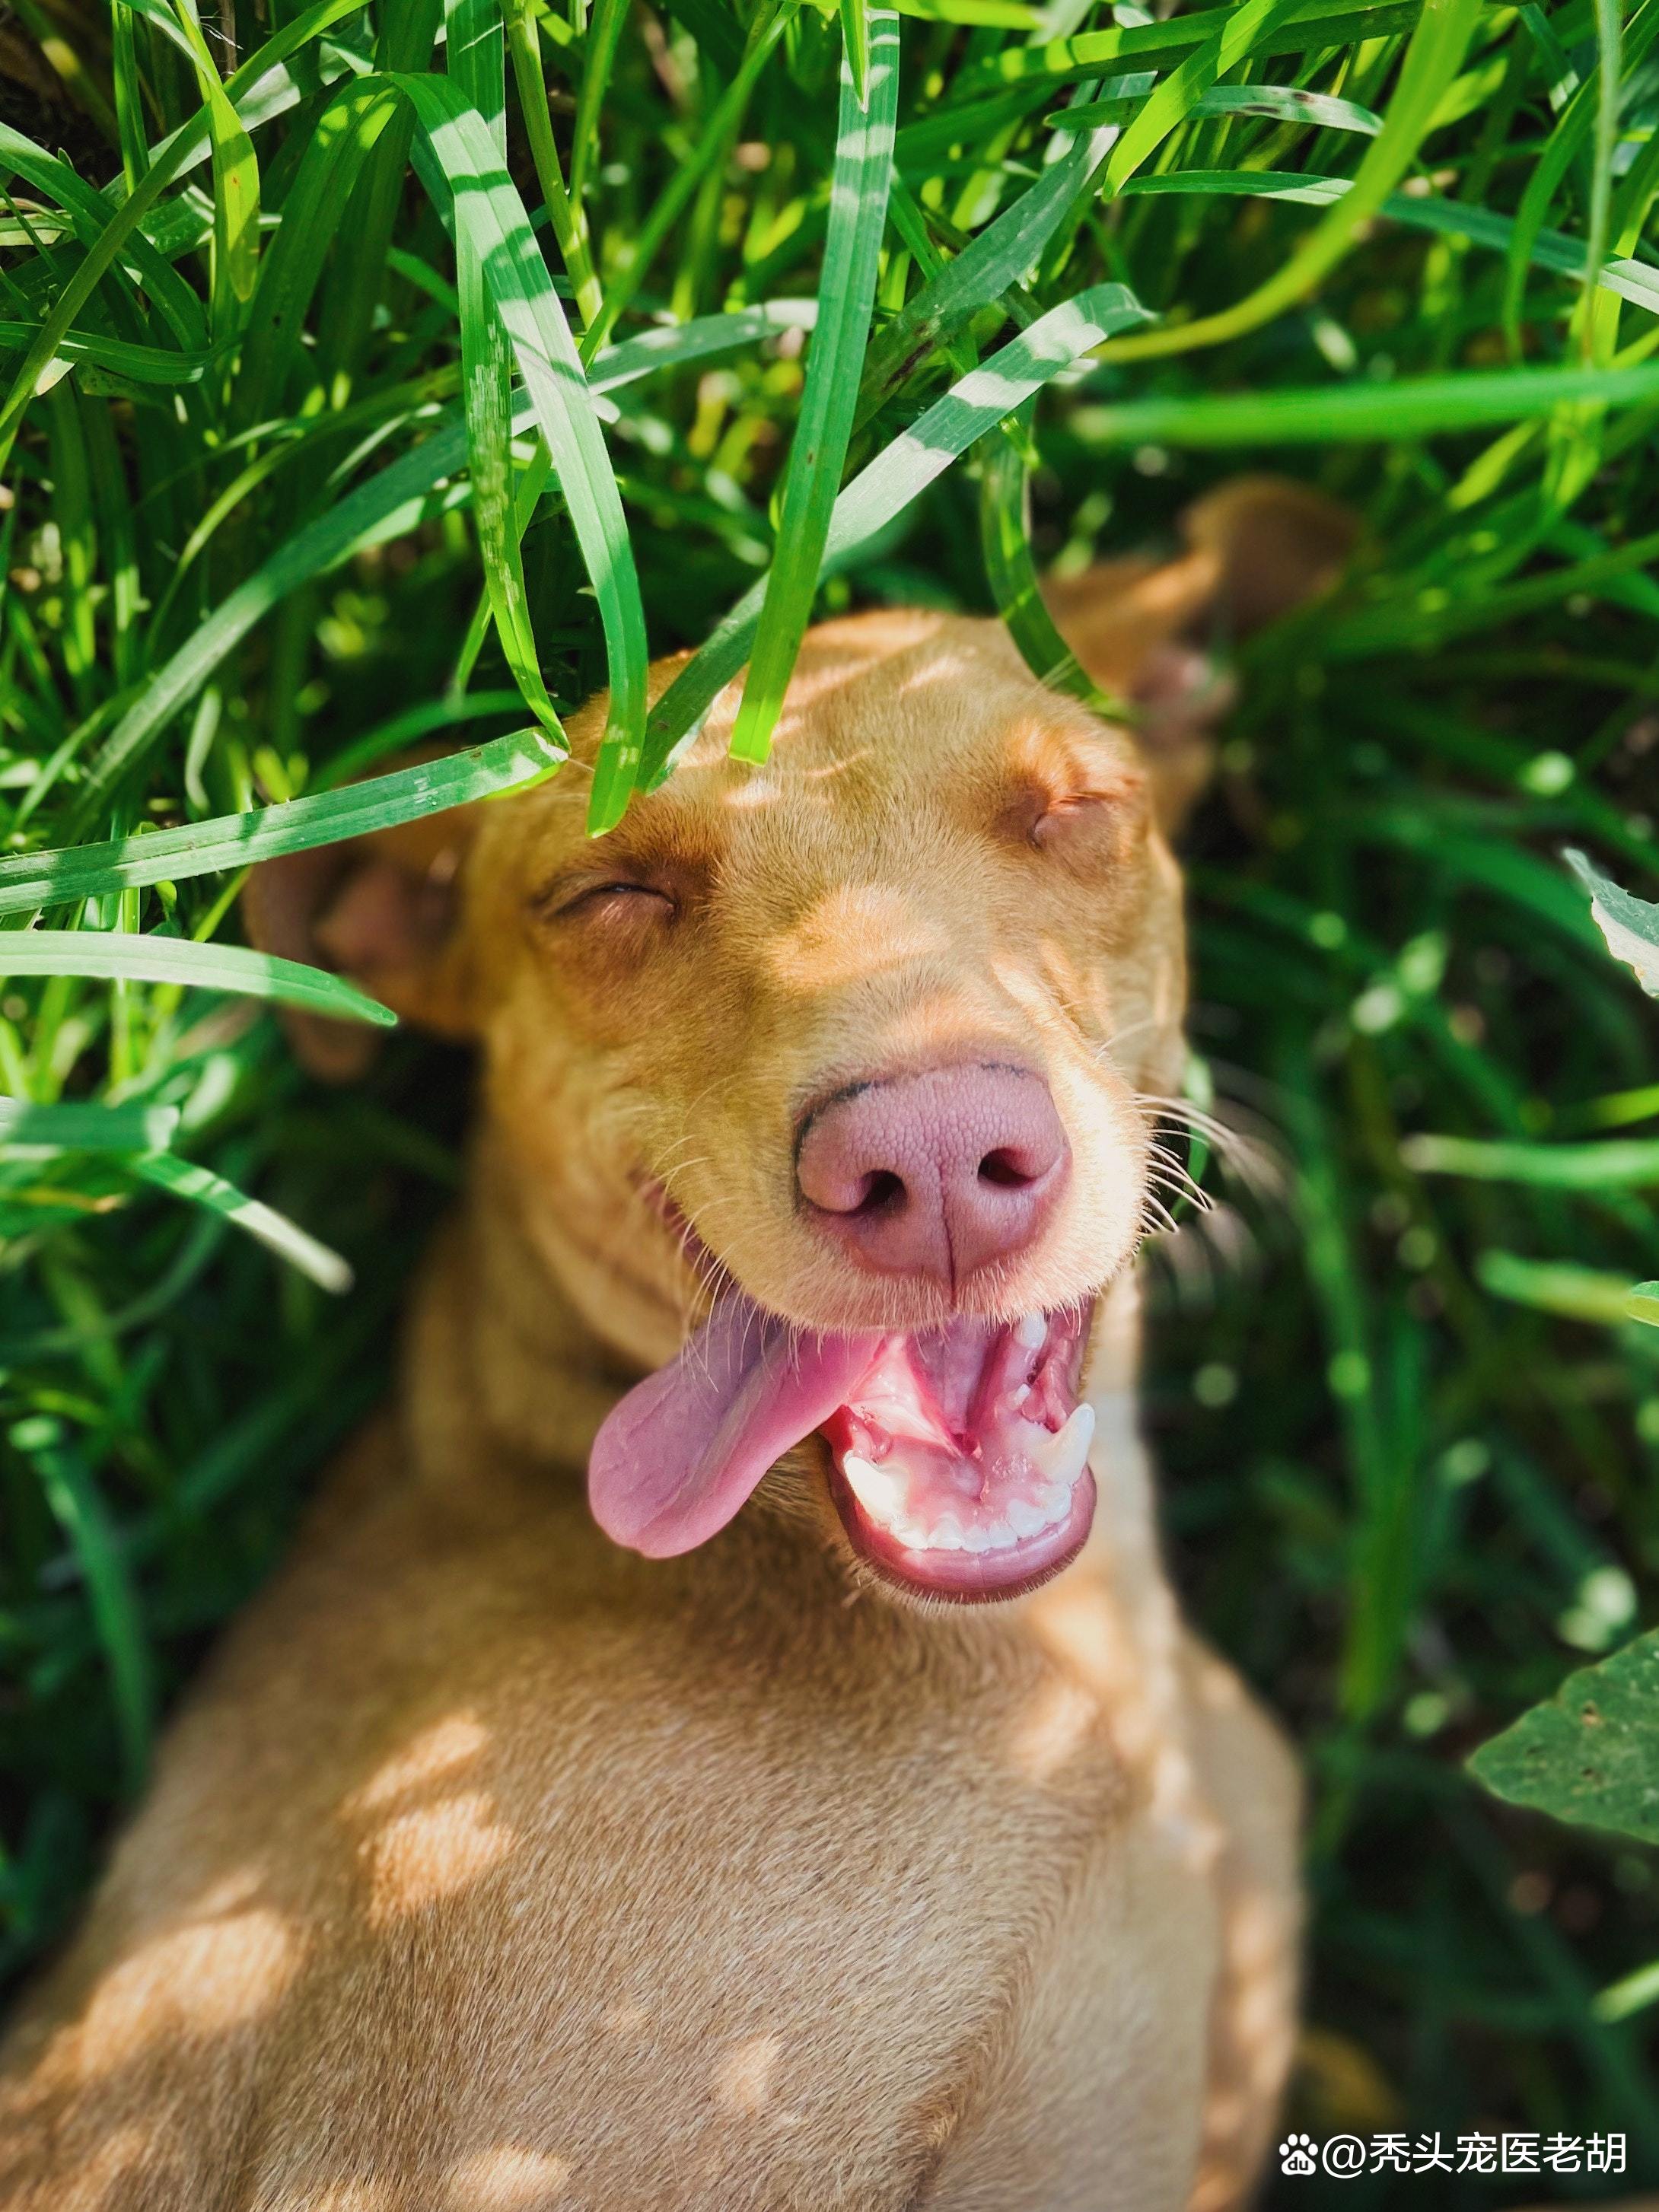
[925,1515,966,1551]
[1027,1403,1094,1488]
[1039,1481,1073,1522]
[1014,1310,1047,1350]
[1006,1497,1046,1539]
[842,1453,906,1526]
[963,1525,992,1555]
[983,1519,1017,1551]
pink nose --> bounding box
[795,1062,1070,1287]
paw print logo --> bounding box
[1279,2134,1318,2177]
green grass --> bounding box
[2,0,1658,2193]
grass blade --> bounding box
[1068,360,1659,449]
[728,9,900,765]
[1403,1134,1659,1192]
[1100,0,1310,196]
[399,72,646,829]
[1502,0,1659,351]
[1096,0,1488,369]
[979,414,1123,712]
[173,0,263,323]
[0,730,555,918]
[645,281,1151,777]
[64,304,813,830]
[0,1101,181,1152]
[33,1439,155,1795]
[0,934,396,1026]
[130,1152,355,1293]
[857,120,1116,425]
[446,3,568,756]
[842,0,872,107]
[505,0,601,327]
[1117,170,1659,317]
[0,0,368,471]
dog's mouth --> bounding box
[587,1297,1095,1603]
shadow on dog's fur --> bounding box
[1,482,1357,2212]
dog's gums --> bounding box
[587,1298,1094,1602]
[825,1310,1095,1600]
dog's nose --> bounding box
[795,1063,1070,1286]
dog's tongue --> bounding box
[588,1297,881,1558]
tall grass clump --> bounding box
[1,0,1657,2194]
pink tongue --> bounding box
[587,1297,882,1558]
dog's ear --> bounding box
[1043,474,1358,832]
[243,797,479,1082]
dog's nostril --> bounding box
[977,1148,1033,1189]
[853,1169,906,1215]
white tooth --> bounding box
[1007,1497,1046,1539]
[1014,1310,1046,1350]
[842,1453,907,1526]
[1027,1403,1095,1488]
[1039,1481,1073,1522]
[963,1525,993,1554]
[984,1519,1017,1551]
[926,1516,966,1551]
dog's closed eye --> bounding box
[533,878,679,930]
[1004,777,1147,864]
[1030,791,1136,847]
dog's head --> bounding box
[250,478,1352,1603]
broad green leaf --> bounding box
[892,0,1036,20]
[233,78,404,431]
[1470,1629,1659,1845]
[0,932,396,1026]
[1565,847,1659,995]
[1189,81,1381,132]
[728,10,901,767]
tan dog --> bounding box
[0,480,1355,2211]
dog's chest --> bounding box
[235,1552,1134,2210]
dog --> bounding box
[0,478,1356,2210]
